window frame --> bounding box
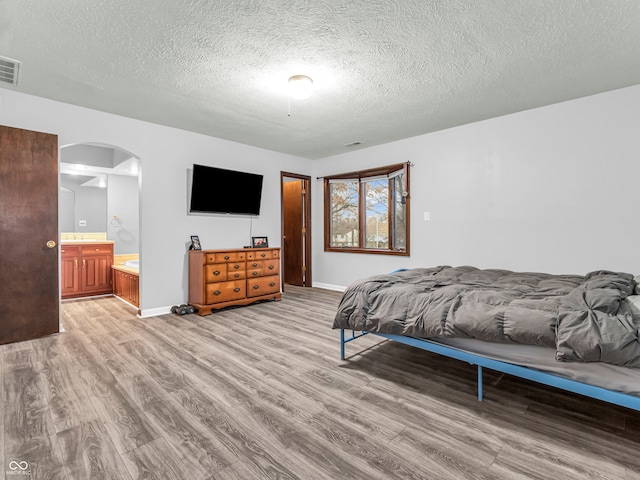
[323,162,410,256]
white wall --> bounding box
[312,85,640,289]
[107,174,139,255]
[4,84,638,305]
[0,88,312,314]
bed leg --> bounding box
[477,365,483,401]
[340,329,345,360]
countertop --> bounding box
[112,264,139,275]
[61,240,115,244]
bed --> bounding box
[333,266,640,411]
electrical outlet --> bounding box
[79,220,87,227]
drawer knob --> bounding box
[234,288,241,292]
[214,290,221,296]
[268,265,274,270]
[269,282,275,287]
[224,255,230,260]
[234,264,240,269]
[234,273,240,278]
[214,270,221,275]
[260,253,266,258]
[252,272,258,276]
[252,263,258,267]
[253,285,260,290]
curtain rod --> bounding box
[316,161,414,180]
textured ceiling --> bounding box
[1,1,639,159]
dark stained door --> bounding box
[0,125,59,345]
[283,180,305,286]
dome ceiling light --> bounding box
[287,74,313,117]
[288,75,313,100]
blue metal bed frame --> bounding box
[340,329,640,412]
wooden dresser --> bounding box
[188,247,281,315]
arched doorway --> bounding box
[59,143,141,309]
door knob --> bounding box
[46,240,56,249]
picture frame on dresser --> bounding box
[251,236,268,248]
[190,235,202,250]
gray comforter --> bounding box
[333,266,640,367]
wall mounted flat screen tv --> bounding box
[189,164,264,216]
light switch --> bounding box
[423,212,430,221]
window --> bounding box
[324,162,410,255]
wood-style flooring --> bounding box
[2,286,640,479]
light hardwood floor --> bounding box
[2,286,640,479]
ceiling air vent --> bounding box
[0,56,20,86]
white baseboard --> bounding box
[138,305,172,318]
[139,284,346,317]
[114,295,139,310]
[311,282,346,292]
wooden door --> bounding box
[0,125,59,345]
[283,180,305,286]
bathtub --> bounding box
[112,260,140,307]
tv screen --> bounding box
[189,164,263,216]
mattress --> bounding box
[434,337,640,397]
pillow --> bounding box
[635,275,640,295]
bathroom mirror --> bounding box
[59,171,108,233]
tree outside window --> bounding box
[365,178,389,249]
[329,180,359,248]
[324,163,410,255]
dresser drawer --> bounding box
[205,264,227,282]
[227,261,246,280]
[215,252,245,263]
[227,261,245,273]
[247,267,263,278]
[247,249,279,260]
[206,281,246,304]
[254,250,272,260]
[247,260,263,270]
[247,275,280,297]
[263,259,279,274]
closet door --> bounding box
[283,179,305,286]
[0,125,59,345]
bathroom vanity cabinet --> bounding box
[188,247,281,315]
[61,242,114,299]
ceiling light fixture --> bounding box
[288,75,313,100]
